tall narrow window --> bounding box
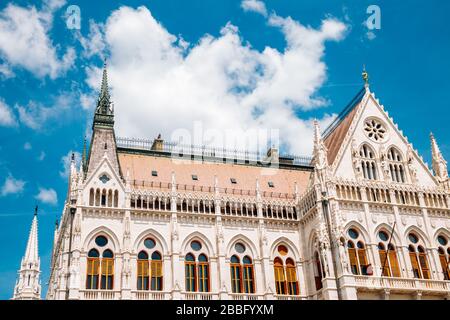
[230,255,242,293]
[285,258,299,295]
[198,254,209,293]
[185,253,196,292]
[348,241,360,275]
[242,256,255,294]
[347,228,369,275]
[86,249,100,289]
[314,251,324,290]
[408,233,430,279]
[151,252,163,291]
[137,251,149,290]
[101,249,114,289]
[387,148,406,183]
[360,144,378,180]
[437,235,450,280]
[274,257,286,295]
[377,230,401,277]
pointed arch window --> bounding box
[273,245,299,295]
[184,240,210,292]
[229,242,255,294]
[408,233,430,279]
[347,228,369,275]
[136,237,163,291]
[387,148,406,183]
[101,249,114,289]
[86,249,100,289]
[137,251,149,290]
[360,145,378,180]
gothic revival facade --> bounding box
[34,66,450,300]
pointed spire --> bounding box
[430,132,448,181]
[93,60,114,129]
[24,207,39,265]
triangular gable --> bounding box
[84,153,125,192]
[328,87,438,187]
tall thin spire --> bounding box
[430,132,448,182]
[24,206,39,263]
[93,61,114,129]
[13,207,41,300]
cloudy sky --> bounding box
[0,0,449,299]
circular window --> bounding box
[235,243,246,253]
[379,231,389,242]
[348,228,359,239]
[437,235,448,246]
[144,238,156,249]
[364,118,387,142]
[191,240,202,251]
[95,235,108,247]
[278,245,288,256]
[408,233,418,244]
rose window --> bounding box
[364,118,387,142]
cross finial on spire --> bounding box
[34,205,38,216]
[362,65,369,87]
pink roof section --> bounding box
[118,152,312,197]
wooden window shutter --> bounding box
[348,248,359,274]
[418,253,430,279]
[378,249,390,277]
[151,260,162,277]
[439,254,450,280]
[409,252,422,278]
[388,250,401,277]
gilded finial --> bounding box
[362,65,369,87]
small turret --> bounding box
[430,133,448,183]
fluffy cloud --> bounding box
[15,93,75,131]
[23,142,32,150]
[84,6,346,155]
[59,150,81,178]
[38,151,46,161]
[1,175,25,196]
[241,0,268,17]
[35,187,58,205]
[0,2,75,79]
[0,99,17,127]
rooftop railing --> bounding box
[117,137,313,167]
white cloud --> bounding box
[38,151,46,161]
[23,142,32,150]
[15,93,75,130]
[0,2,75,79]
[0,99,17,127]
[35,187,58,205]
[1,175,25,196]
[84,6,346,155]
[59,150,81,178]
[77,20,106,59]
[241,0,268,17]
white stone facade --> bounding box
[43,70,450,300]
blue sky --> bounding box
[0,0,449,299]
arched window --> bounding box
[86,235,115,290]
[137,251,149,290]
[377,230,401,277]
[273,245,299,295]
[101,249,114,290]
[136,237,163,291]
[408,233,430,279]
[360,144,378,180]
[86,249,100,289]
[185,253,196,292]
[151,251,163,291]
[347,228,369,275]
[437,234,450,280]
[184,240,210,292]
[229,242,255,294]
[387,148,406,183]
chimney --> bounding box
[151,134,164,152]
[266,146,279,163]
